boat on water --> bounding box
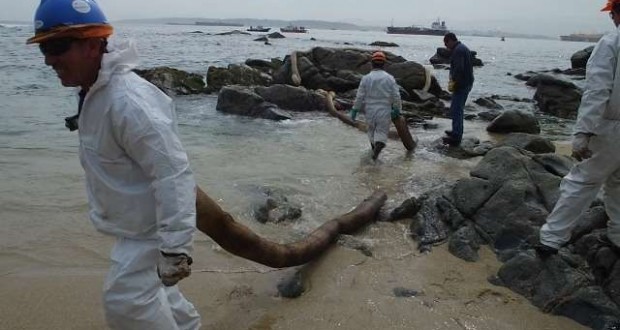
[559,33,603,43]
[387,18,448,36]
[247,26,271,32]
[280,25,307,33]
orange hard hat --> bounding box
[371,51,386,62]
[602,0,620,11]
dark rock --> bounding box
[531,153,574,177]
[390,196,422,221]
[410,194,449,252]
[497,252,544,298]
[268,32,286,39]
[410,89,438,103]
[571,206,610,244]
[216,85,292,120]
[251,186,302,224]
[514,71,537,82]
[477,109,502,121]
[451,177,498,218]
[216,30,251,36]
[449,225,480,262]
[532,75,582,119]
[277,270,305,298]
[393,287,419,297]
[498,133,555,154]
[206,64,272,92]
[487,110,541,134]
[385,61,431,94]
[134,67,206,96]
[369,41,399,47]
[550,286,620,330]
[474,97,503,110]
[571,46,595,69]
[436,196,467,230]
[255,85,327,112]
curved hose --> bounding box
[290,51,302,86]
[195,186,386,268]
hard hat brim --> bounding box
[26,24,113,44]
[26,30,59,44]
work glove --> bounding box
[350,108,359,121]
[448,80,456,93]
[571,133,593,161]
[157,252,193,286]
[391,107,401,120]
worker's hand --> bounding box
[571,133,593,161]
[350,108,359,121]
[157,252,193,286]
[448,80,456,92]
[391,107,401,120]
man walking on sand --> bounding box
[442,32,474,147]
[27,0,201,328]
[537,0,620,257]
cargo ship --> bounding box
[247,26,271,32]
[387,19,448,36]
[280,25,308,33]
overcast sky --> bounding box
[2,0,615,36]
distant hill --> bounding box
[115,17,377,31]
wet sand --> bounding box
[1,221,586,330]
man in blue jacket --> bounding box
[443,33,474,147]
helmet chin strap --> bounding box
[65,89,87,131]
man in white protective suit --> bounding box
[350,51,403,161]
[538,0,620,257]
[26,0,201,328]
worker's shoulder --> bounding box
[455,42,471,54]
[598,29,620,47]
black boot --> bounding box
[372,142,385,160]
[534,243,558,260]
[442,135,461,147]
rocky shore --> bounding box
[132,43,619,329]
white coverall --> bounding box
[540,26,620,249]
[77,40,200,329]
[353,69,402,145]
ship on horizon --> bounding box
[280,25,308,33]
[247,25,271,32]
[387,18,449,36]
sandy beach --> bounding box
[1,216,586,330]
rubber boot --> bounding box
[372,142,385,160]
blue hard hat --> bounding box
[33,0,108,33]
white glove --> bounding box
[571,133,592,161]
[157,252,193,286]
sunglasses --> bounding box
[39,38,77,56]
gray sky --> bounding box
[1,0,615,36]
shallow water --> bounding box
[0,23,592,329]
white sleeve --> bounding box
[574,33,619,135]
[390,76,402,111]
[113,90,196,256]
[353,75,368,111]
